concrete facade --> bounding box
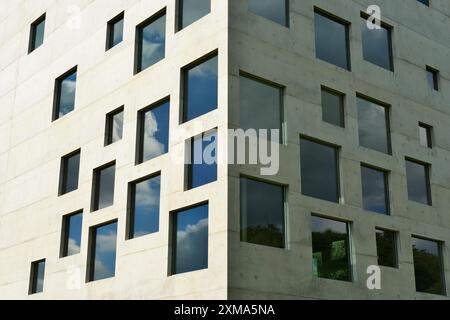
[1,0,450,300]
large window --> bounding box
[357,96,391,154]
[105,107,124,146]
[248,0,288,26]
[29,259,45,295]
[106,12,124,51]
[300,138,339,203]
[127,174,161,239]
[135,10,166,74]
[171,203,209,275]
[311,216,351,281]
[375,228,397,268]
[405,159,431,205]
[60,211,83,257]
[59,150,81,196]
[87,221,118,282]
[177,0,211,30]
[314,9,350,70]
[361,165,389,215]
[187,129,217,189]
[53,67,77,120]
[28,13,45,53]
[321,87,344,127]
[137,99,170,164]
[182,53,218,122]
[240,177,285,248]
[361,15,393,71]
[92,162,116,211]
[412,237,445,295]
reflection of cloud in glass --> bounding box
[140,14,166,71]
[67,238,81,255]
[357,97,389,154]
[96,164,115,210]
[361,166,388,214]
[131,175,160,237]
[248,0,287,26]
[92,222,117,281]
[142,102,169,162]
[111,111,123,143]
[406,160,430,205]
[58,71,77,117]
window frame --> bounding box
[59,210,83,258]
[320,86,345,128]
[426,66,439,91]
[91,160,116,212]
[28,13,46,54]
[405,157,432,206]
[106,11,124,51]
[176,0,212,31]
[418,122,433,148]
[247,0,290,27]
[104,106,124,146]
[52,66,78,121]
[28,259,46,295]
[360,163,390,215]
[58,149,81,196]
[375,227,399,268]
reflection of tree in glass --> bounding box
[413,247,443,295]
[241,224,283,248]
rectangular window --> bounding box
[426,66,439,91]
[357,96,391,154]
[375,228,397,268]
[59,150,81,196]
[171,203,208,275]
[314,9,350,70]
[412,237,445,295]
[300,138,339,203]
[60,211,83,257]
[53,67,77,120]
[92,162,116,211]
[187,129,217,189]
[311,215,351,281]
[127,174,161,239]
[321,87,344,127]
[177,0,211,30]
[87,221,117,282]
[106,12,124,50]
[137,99,170,164]
[417,0,430,6]
[105,107,124,146]
[135,9,166,74]
[405,159,432,205]
[361,165,389,215]
[419,123,432,148]
[28,13,46,53]
[240,177,285,248]
[182,53,218,122]
[248,0,288,26]
[361,15,393,71]
[29,260,45,295]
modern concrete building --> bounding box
[1,0,450,300]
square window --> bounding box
[361,165,389,215]
[171,203,208,275]
[177,0,211,30]
[182,53,218,122]
[29,259,45,295]
[53,67,77,120]
[60,211,83,257]
[375,228,398,268]
[311,215,351,281]
[361,15,393,71]
[59,150,81,196]
[91,162,116,211]
[28,13,46,53]
[300,138,339,203]
[240,177,285,248]
[426,66,439,91]
[137,99,170,164]
[106,12,124,50]
[314,9,350,70]
[405,159,432,205]
[248,0,288,26]
[187,129,217,189]
[321,87,344,127]
[87,221,117,282]
[419,123,432,148]
[127,174,161,239]
[105,107,124,146]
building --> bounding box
[0,0,449,299]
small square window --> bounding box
[105,107,124,146]
[177,0,211,30]
[375,228,398,268]
[361,15,393,71]
[187,129,217,190]
[248,0,289,26]
[361,165,389,215]
[59,150,81,196]
[28,13,46,53]
[426,66,439,91]
[321,87,344,127]
[419,123,432,148]
[106,12,124,51]
[87,221,117,282]
[91,162,116,211]
[29,259,45,295]
[405,158,432,206]
[60,211,83,257]
[53,67,77,121]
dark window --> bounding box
[182,53,218,122]
[87,221,117,282]
[127,174,161,239]
[314,10,350,70]
[300,138,339,203]
[412,237,445,295]
[361,15,393,71]
[405,159,432,205]
[248,0,288,26]
[105,107,124,146]
[361,165,389,215]
[187,129,217,189]
[417,0,430,6]
[137,99,170,164]
[177,0,211,30]
[357,96,391,154]
[426,66,439,91]
[240,177,285,248]
[28,13,46,53]
[375,228,397,268]
[106,12,124,50]
[321,87,344,127]
[29,260,45,294]
[312,216,351,281]
[60,211,83,257]
[419,123,432,148]
[171,203,208,275]
[59,150,81,196]
[53,67,77,120]
[135,10,166,74]
[92,162,116,211]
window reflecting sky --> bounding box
[141,101,169,162]
[65,212,82,256]
[406,160,430,205]
[92,222,117,281]
[321,89,344,127]
[139,14,166,72]
[32,260,45,294]
[63,152,80,194]
[189,130,217,189]
[248,0,287,26]
[419,125,431,148]
[112,17,123,48]
[180,0,210,29]
[110,110,123,144]
[131,175,160,238]
[33,18,45,50]
[361,166,388,215]
[96,164,115,210]
[58,70,77,118]
[361,18,392,70]
[412,237,444,295]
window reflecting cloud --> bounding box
[406,160,431,205]
[58,71,77,118]
[361,166,388,214]
[141,101,169,162]
[140,14,166,71]
[92,222,117,281]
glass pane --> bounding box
[361,166,388,215]
[141,101,170,162]
[361,18,392,70]
[314,12,349,70]
[174,204,208,274]
[300,138,339,202]
[240,177,284,248]
[96,164,115,210]
[31,260,45,294]
[180,0,211,29]
[357,97,390,154]
[189,130,217,189]
[426,70,435,90]
[112,18,124,47]
[376,229,397,267]
[406,160,430,205]
[65,212,83,256]
[248,0,287,26]
[412,237,444,295]
[92,222,117,281]
[311,216,350,281]
[34,18,45,49]
[419,126,430,148]
[184,55,218,122]
[321,89,344,127]
[57,70,77,118]
[63,152,80,194]
[109,110,124,144]
[139,14,166,72]
[131,175,161,238]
